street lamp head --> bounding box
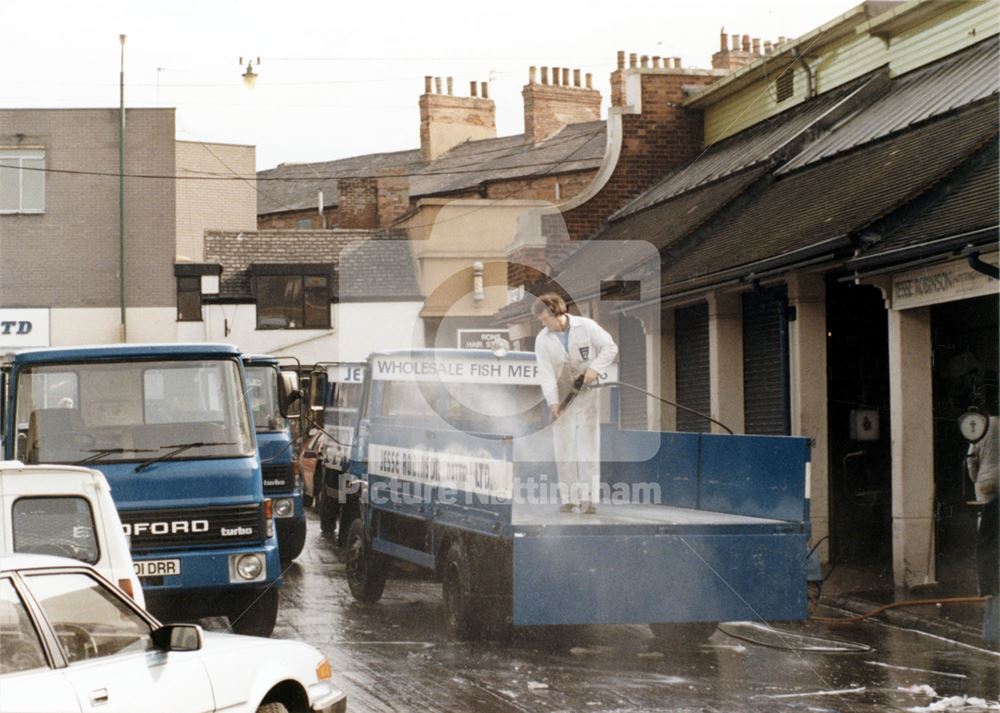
[241,57,259,89]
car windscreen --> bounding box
[14,358,255,464]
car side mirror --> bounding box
[152,623,203,652]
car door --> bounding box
[21,570,215,713]
[0,576,81,713]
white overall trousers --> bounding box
[535,315,618,506]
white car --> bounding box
[0,461,145,608]
[0,555,347,713]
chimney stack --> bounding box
[713,28,762,71]
[522,64,601,144]
[420,76,496,161]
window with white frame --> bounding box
[0,150,45,213]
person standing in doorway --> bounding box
[967,412,998,503]
[533,293,618,514]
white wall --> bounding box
[47,308,177,347]
[201,302,425,364]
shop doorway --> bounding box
[826,281,892,579]
[931,293,999,588]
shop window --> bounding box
[177,276,202,322]
[0,150,45,213]
[255,273,330,330]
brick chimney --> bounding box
[419,76,496,161]
[712,27,772,71]
[522,66,601,144]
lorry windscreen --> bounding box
[245,365,285,433]
[14,359,255,464]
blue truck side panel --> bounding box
[512,531,808,625]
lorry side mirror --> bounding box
[278,370,301,419]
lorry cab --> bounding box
[0,343,282,636]
[0,460,145,607]
[303,362,365,540]
[242,354,306,562]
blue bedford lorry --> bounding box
[0,343,285,636]
[243,355,306,562]
[341,348,812,640]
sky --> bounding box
[1,0,860,171]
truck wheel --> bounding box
[229,587,279,637]
[648,622,716,645]
[442,540,478,640]
[318,468,340,534]
[278,518,307,562]
[346,518,386,603]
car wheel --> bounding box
[345,518,386,603]
[229,587,279,637]
[442,540,478,640]
[648,622,717,645]
[255,703,289,713]
[278,518,307,562]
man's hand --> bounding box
[549,404,562,420]
[583,368,600,385]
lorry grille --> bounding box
[120,504,264,550]
[262,463,294,492]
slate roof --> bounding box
[256,149,426,216]
[657,99,998,294]
[203,229,420,301]
[257,122,607,216]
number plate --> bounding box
[134,559,181,577]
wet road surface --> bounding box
[207,512,1000,712]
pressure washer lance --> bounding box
[557,373,734,435]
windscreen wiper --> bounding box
[76,447,156,466]
[134,442,236,473]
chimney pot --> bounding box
[562,67,569,85]
[742,34,751,52]
[629,52,638,68]
[470,81,477,97]
[585,72,592,89]
[447,76,454,95]
[573,68,581,87]
[720,27,728,52]
[673,57,682,69]
[652,56,661,68]
[731,34,740,51]
[434,76,442,94]
[752,38,761,55]
[541,66,549,84]
[552,67,560,86]
[481,81,488,99]
[529,66,537,84]
[778,36,787,45]
[764,40,773,55]
[640,55,649,68]
[424,76,432,94]
[616,50,625,69]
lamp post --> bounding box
[119,33,127,342]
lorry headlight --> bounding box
[235,554,264,580]
[274,498,293,517]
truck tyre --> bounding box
[441,540,478,640]
[648,622,717,645]
[229,587,279,637]
[278,518,307,562]
[346,518,386,603]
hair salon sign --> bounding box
[0,309,49,348]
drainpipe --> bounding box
[963,247,999,280]
[118,34,127,342]
[793,47,815,99]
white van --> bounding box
[0,461,144,607]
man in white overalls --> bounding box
[533,293,618,514]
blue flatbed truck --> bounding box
[244,354,307,562]
[342,349,811,640]
[0,343,284,636]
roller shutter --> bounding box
[674,303,710,432]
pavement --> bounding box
[817,561,997,651]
